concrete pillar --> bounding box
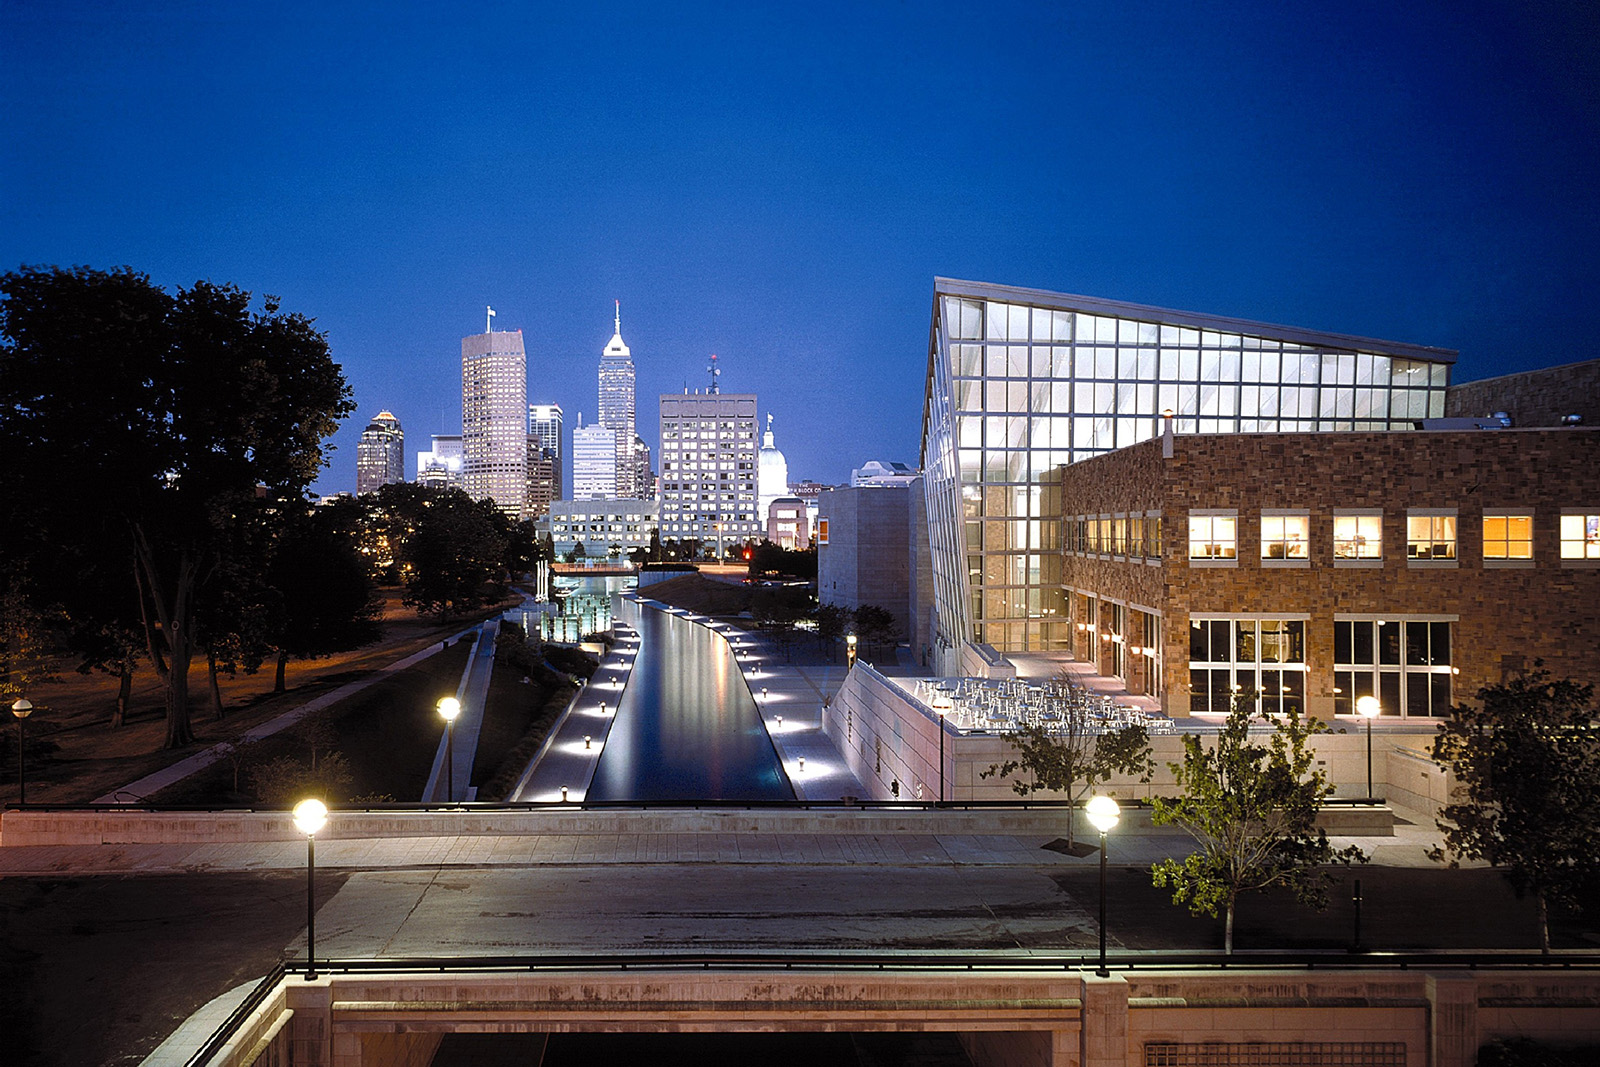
[286,977,333,1067]
[1427,973,1479,1067]
[1080,974,1129,1067]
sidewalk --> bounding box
[94,623,483,805]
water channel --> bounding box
[587,598,793,801]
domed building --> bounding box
[757,414,789,530]
[356,410,405,494]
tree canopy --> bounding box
[1151,694,1365,952]
[981,695,1152,847]
[0,266,353,747]
[1430,668,1600,952]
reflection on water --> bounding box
[587,604,793,801]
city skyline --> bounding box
[4,3,1597,496]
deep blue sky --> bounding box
[4,1,1597,494]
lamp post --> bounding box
[937,708,947,803]
[1356,696,1381,801]
[437,696,461,802]
[846,633,857,669]
[12,698,33,806]
[1086,795,1121,978]
[292,798,327,980]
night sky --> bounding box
[4,1,1597,495]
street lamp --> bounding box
[292,798,328,980]
[437,696,461,802]
[937,708,947,803]
[1085,795,1121,978]
[846,633,857,669]
[1356,696,1381,801]
[12,698,33,806]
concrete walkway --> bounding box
[95,625,483,805]
[422,619,499,803]
[507,623,639,802]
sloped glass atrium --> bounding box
[921,279,1456,672]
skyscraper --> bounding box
[598,303,651,498]
[416,434,464,489]
[659,391,759,556]
[462,311,527,519]
[572,421,618,499]
[356,410,405,494]
[529,403,564,501]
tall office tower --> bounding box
[356,410,406,494]
[528,403,564,500]
[658,391,759,556]
[462,314,528,519]
[525,438,557,519]
[756,414,789,527]
[572,421,618,499]
[598,302,646,497]
[416,434,464,489]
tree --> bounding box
[815,603,852,652]
[1430,669,1600,952]
[981,701,1153,848]
[0,267,353,748]
[265,498,383,691]
[1151,693,1366,952]
[395,488,509,617]
[852,604,899,659]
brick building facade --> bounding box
[1445,357,1599,429]
[1058,426,1600,719]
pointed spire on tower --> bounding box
[615,299,621,336]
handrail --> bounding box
[184,963,286,1067]
[2,796,1391,814]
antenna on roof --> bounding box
[707,353,720,395]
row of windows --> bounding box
[1184,511,1600,563]
[1066,515,1163,558]
[1187,617,1453,718]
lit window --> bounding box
[1482,514,1533,560]
[1260,514,1310,560]
[1334,514,1382,559]
[1188,513,1237,560]
[1407,512,1456,561]
[1560,513,1600,559]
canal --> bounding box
[587,600,793,801]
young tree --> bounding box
[815,603,851,652]
[852,604,899,659]
[981,710,1153,848]
[1430,669,1600,952]
[0,267,352,748]
[1151,693,1366,952]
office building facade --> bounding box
[528,403,564,501]
[921,278,1456,675]
[572,422,618,499]
[549,497,660,557]
[462,327,528,519]
[356,410,405,494]
[659,392,759,554]
[415,434,464,490]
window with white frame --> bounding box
[1188,617,1306,715]
[1407,511,1457,561]
[1482,512,1533,562]
[1260,512,1310,561]
[1560,512,1600,560]
[1334,512,1382,560]
[1189,512,1238,560]
[1333,618,1453,717]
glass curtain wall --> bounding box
[924,285,1451,666]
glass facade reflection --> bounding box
[922,279,1455,672]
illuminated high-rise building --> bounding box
[572,420,618,499]
[462,310,527,518]
[598,303,651,498]
[356,410,405,494]
[416,434,464,489]
[659,390,759,556]
[529,403,564,500]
